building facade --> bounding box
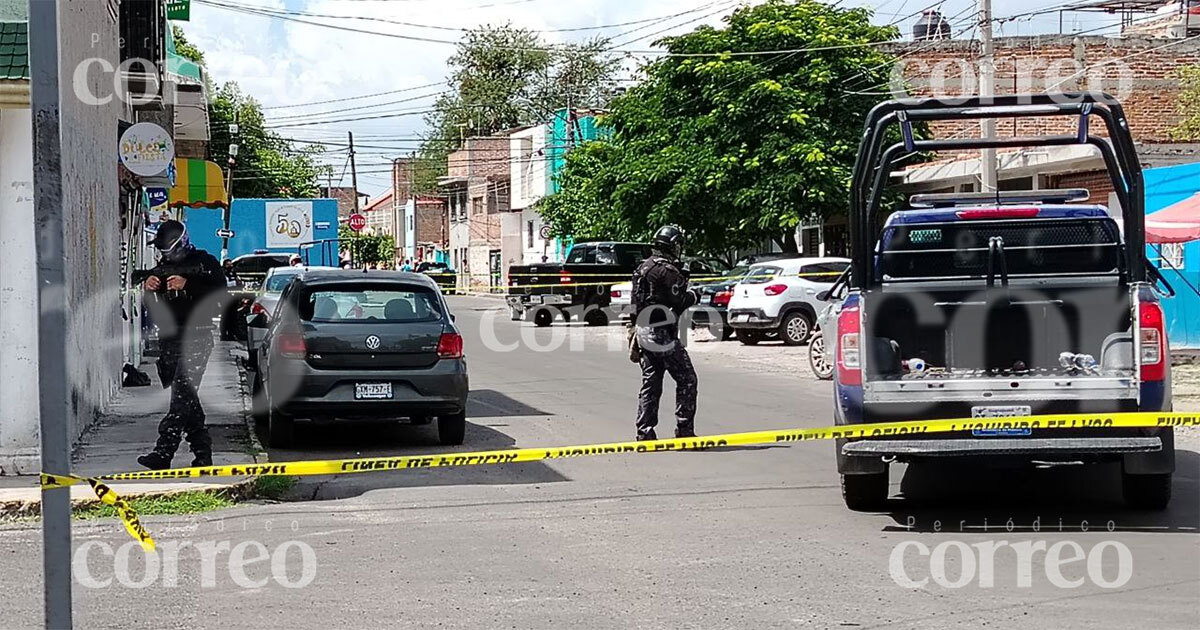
[438,135,511,288]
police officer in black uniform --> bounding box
[137,220,226,470]
[631,225,700,441]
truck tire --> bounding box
[1122,471,1171,510]
[585,308,610,327]
[780,311,812,346]
[533,308,554,328]
[737,330,762,345]
[438,411,467,446]
[841,471,889,511]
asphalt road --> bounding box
[2,295,1197,628]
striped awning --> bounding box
[169,158,228,209]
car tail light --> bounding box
[250,302,269,319]
[437,332,464,359]
[1138,299,1165,382]
[837,306,862,386]
[955,208,1040,220]
[610,289,623,298]
[763,284,788,297]
[277,332,306,359]
[559,272,573,284]
[713,290,733,307]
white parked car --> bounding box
[726,257,850,346]
[245,265,334,369]
[609,282,634,319]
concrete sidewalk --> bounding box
[0,340,264,515]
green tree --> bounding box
[415,25,620,193]
[338,224,396,266]
[1172,65,1200,140]
[172,25,205,67]
[539,0,902,257]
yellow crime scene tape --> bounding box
[40,411,1199,550]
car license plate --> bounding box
[733,314,750,323]
[355,383,393,400]
[701,294,712,304]
[971,405,1033,436]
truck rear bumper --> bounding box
[842,436,1161,457]
[507,294,574,308]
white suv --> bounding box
[727,257,850,346]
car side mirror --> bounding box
[816,290,831,302]
[247,313,268,329]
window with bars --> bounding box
[1153,243,1185,270]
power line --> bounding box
[260,81,446,110]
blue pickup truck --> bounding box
[833,94,1175,511]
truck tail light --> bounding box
[763,284,788,297]
[277,332,307,359]
[1138,299,1165,382]
[713,290,733,307]
[559,272,573,284]
[955,208,1040,220]
[437,332,464,359]
[610,289,623,298]
[837,306,862,386]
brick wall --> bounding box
[320,186,359,219]
[889,35,1200,144]
[447,136,509,179]
[414,198,445,248]
[1046,170,1116,204]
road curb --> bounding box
[232,348,270,464]
[0,479,258,521]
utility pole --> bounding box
[979,0,998,193]
[348,131,360,213]
[29,0,73,627]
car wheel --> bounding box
[532,308,554,328]
[841,471,889,511]
[267,404,294,449]
[780,311,812,346]
[584,308,609,327]
[737,330,762,346]
[250,372,268,424]
[438,411,467,446]
[1122,470,1171,510]
[809,333,833,380]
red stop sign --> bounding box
[348,213,367,231]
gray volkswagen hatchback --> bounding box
[251,270,468,448]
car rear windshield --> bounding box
[799,262,849,282]
[877,217,1123,282]
[300,284,444,323]
[742,266,782,284]
[265,274,297,293]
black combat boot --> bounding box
[137,452,173,471]
[636,429,658,442]
[675,424,696,439]
[190,452,213,468]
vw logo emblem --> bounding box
[365,335,382,350]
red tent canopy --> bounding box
[1146,193,1200,244]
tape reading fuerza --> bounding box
[41,412,1198,547]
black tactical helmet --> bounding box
[151,220,192,262]
[651,224,686,260]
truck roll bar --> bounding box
[849,93,1145,289]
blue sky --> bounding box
[178,0,1127,194]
